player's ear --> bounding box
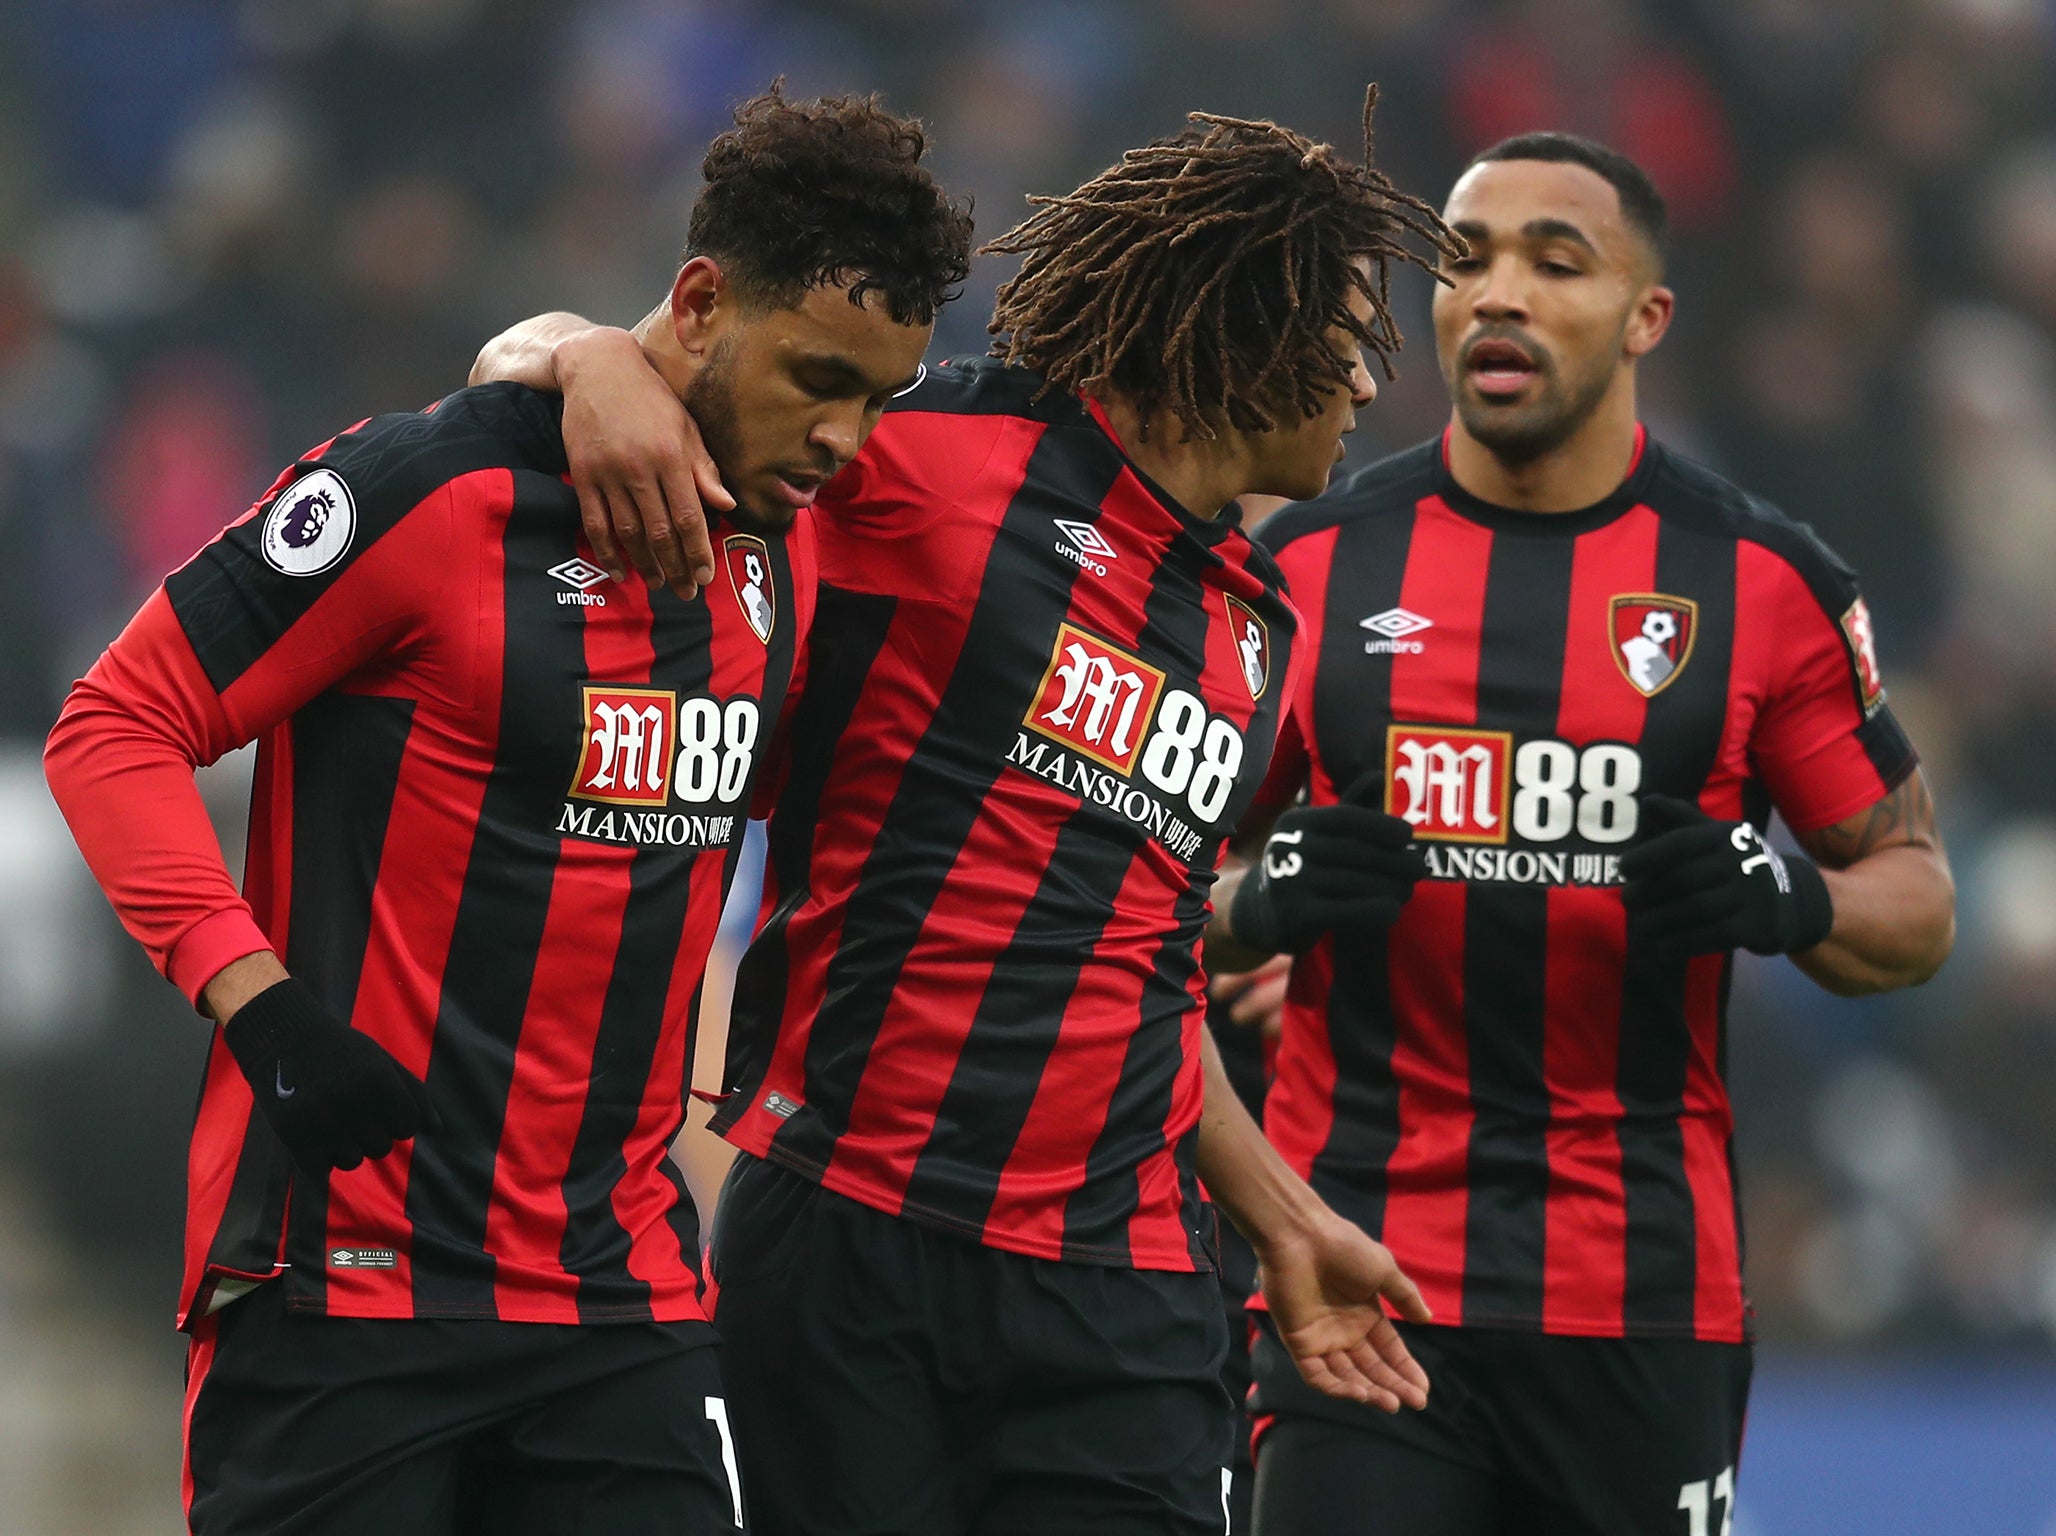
[1624,283,1674,361]
[669,257,730,354]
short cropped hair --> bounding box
[1468,132,1668,264]
[686,85,973,327]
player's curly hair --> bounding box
[687,84,973,327]
[985,87,1462,439]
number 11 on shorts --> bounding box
[1678,1465,1734,1536]
[706,1396,744,1528]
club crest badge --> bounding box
[259,468,356,577]
[1224,594,1270,700]
[1609,594,1698,698]
[725,533,774,644]
[1840,598,1886,713]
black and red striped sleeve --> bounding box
[1739,530,1918,833]
[45,449,453,1006]
[1243,525,1333,819]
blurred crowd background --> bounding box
[2,0,2055,1530]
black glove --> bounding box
[1619,794,1834,957]
[222,977,435,1175]
[1230,773,1426,956]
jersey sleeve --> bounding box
[45,451,455,1008]
[1744,536,1918,834]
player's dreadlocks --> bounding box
[986,87,1461,439]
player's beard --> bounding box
[683,336,782,537]
[1445,327,1621,469]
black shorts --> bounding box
[1248,1314,1751,1536]
[183,1282,745,1535]
[709,1152,1232,1536]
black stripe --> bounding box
[1304,512,1415,1238]
[714,582,898,1124]
[1459,531,1574,1325]
[269,694,417,1308]
[1617,516,1737,1331]
[762,430,1121,1177]
[407,469,588,1317]
[167,386,566,693]
[557,578,719,1321]
[1060,527,1274,1266]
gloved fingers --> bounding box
[1338,769,1384,810]
[1295,849,1426,890]
[1620,851,1742,911]
[351,1130,397,1163]
[1635,793,1711,837]
[1619,824,1732,882]
[1294,804,1417,850]
[1333,896,1411,931]
[368,1065,429,1140]
[1631,890,1742,944]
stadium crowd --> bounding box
[0,0,2053,1525]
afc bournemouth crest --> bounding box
[725,533,774,644]
[1609,594,1698,697]
[1224,594,1270,700]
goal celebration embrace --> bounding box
[44,64,1953,1536]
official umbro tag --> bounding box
[260,468,357,577]
[762,1091,801,1120]
[329,1247,397,1269]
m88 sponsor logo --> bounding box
[559,684,759,849]
[1009,623,1252,860]
[1384,723,1645,886]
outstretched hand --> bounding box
[555,328,734,599]
[1258,1210,1432,1412]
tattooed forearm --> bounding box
[1800,770,1940,869]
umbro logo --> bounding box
[1360,607,1432,655]
[550,557,610,608]
[1053,518,1116,577]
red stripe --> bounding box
[824,471,1182,1217]
[1263,945,1338,1180]
[984,846,1157,1249]
[1538,508,1656,1333]
[1260,530,1343,1187]
[1378,498,1494,1322]
[1682,951,1745,1338]
[321,470,510,1315]
[182,714,296,1324]
[617,566,779,1307]
[487,554,658,1316]
[728,499,1017,1159]
[612,845,726,1310]
[1279,527,1343,804]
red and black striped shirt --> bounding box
[710,360,1298,1271]
[45,383,809,1329]
[1252,429,1916,1342]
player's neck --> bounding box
[1093,394,1243,522]
[1445,381,1641,514]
